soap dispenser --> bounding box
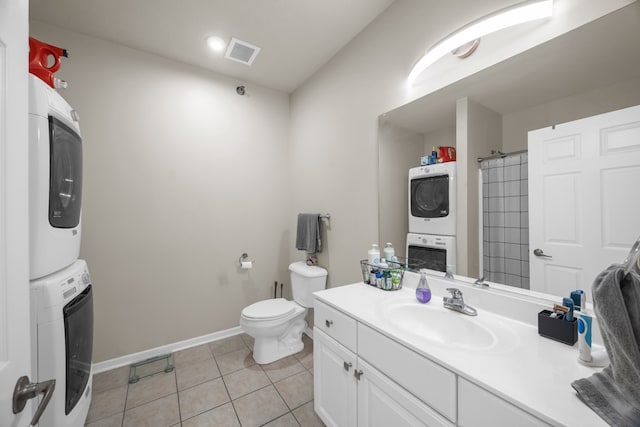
[416,269,431,303]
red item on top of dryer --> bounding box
[438,146,456,163]
[29,37,68,88]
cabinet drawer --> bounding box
[357,323,457,422]
[458,378,550,427]
[314,299,357,352]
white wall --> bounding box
[31,22,292,362]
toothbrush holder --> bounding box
[538,310,577,346]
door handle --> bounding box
[325,319,333,327]
[343,361,352,371]
[533,248,552,258]
[13,376,56,426]
[354,369,364,380]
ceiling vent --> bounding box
[225,37,261,66]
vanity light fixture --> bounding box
[407,0,553,85]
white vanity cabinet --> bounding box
[458,378,549,427]
[314,329,357,427]
[314,294,557,427]
[357,357,454,427]
[314,300,454,427]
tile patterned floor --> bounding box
[86,334,324,427]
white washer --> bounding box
[29,74,83,280]
[406,232,457,274]
[409,162,457,236]
[30,259,93,427]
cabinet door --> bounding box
[314,328,357,427]
[357,358,454,427]
[358,323,457,421]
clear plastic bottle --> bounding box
[368,244,380,266]
[416,269,431,303]
[383,243,395,262]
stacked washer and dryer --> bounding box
[28,38,93,427]
[407,162,457,274]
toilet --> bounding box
[240,262,328,364]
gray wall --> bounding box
[31,22,292,362]
[287,0,629,286]
[502,76,640,152]
[30,0,630,362]
[378,122,424,258]
[456,98,502,277]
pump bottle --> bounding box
[416,269,431,303]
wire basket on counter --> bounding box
[360,257,430,291]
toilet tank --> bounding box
[289,262,328,308]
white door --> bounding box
[0,0,33,426]
[529,105,640,299]
[313,329,357,427]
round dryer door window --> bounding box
[410,175,449,218]
[49,116,82,228]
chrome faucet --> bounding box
[443,288,477,316]
[473,276,489,288]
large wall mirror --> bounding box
[378,3,640,300]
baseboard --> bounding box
[92,326,243,374]
[304,325,313,339]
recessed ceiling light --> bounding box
[207,36,226,52]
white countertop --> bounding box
[314,282,607,427]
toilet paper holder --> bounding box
[238,253,255,267]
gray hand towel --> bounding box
[296,213,322,253]
[571,265,640,426]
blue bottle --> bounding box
[416,269,431,303]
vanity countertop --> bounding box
[314,282,607,427]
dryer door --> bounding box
[63,284,93,415]
[48,116,82,228]
[407,244,448,272]
[410,174,449,219]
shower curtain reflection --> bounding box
[480,152,530,288]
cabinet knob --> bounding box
[325,319,334,327]
[343,361,352,371]
[354,369,364,380]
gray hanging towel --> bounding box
[296,213,321,253]
[571,265,640,426]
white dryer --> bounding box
[30,259,93,427]
[408,162,457,236]
[29,74,83,280]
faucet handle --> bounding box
[445,287,463,300]
[474,277,489,288]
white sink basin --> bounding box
[379,294,520,351]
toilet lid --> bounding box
[242,298,297,320]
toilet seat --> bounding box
[241,298,299,321]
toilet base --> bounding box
[251,317,307,365]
